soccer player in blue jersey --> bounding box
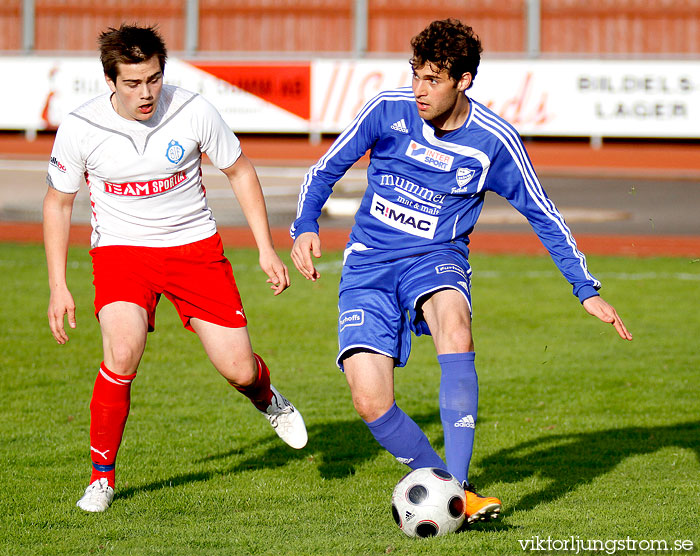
[290,19,632,524]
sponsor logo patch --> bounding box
[390,119,408,133]
[405,140,454,171]
[104,171,187,197]
[49,156,67,173]
[371,193,438,239]
[339,309,364,331]
[379,174,445,208]
[454,415,475,428]
[435,264,468,281]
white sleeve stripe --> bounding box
[295,90,415,220]
[472,106,599,286]
[474,106,552,208]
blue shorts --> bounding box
[337,250,472,369]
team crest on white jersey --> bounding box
[166,140,184,164]
[371,193,438,239]
[405,140,454,171]
[453,167,475,192]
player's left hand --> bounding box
[582,296,632,340]
[259,250,291,295]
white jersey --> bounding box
[47,85,241,247]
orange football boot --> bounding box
[464,483,502,523]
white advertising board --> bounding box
[472,59,700,138]
[1,56,698,138]
[0,57,309,133]
[312,58,700,138]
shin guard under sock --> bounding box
[365,402,446,471]
[89,363,136,488]
[438,352,478,485]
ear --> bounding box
[105,73,117,93]
[456,72,472,92]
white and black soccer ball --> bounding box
[391,467,466,538]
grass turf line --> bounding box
[0,243,698,555]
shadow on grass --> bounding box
[118,414,700,518]
[117,414,410,500]
[471,420,700,517]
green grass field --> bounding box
[1,242,698,555]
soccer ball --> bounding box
[391,467,466,538]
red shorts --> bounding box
[90,233,247,332]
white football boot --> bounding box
[261,385,308,449]
[76,478,114,512]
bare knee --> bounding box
[99,302,148,373]
[220,354,257,387]
[436,324,474,353]
[104,341,144,374]
[351,391,393,422]
[343,351,395,422]
[347,375,394,422]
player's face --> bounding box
[106,56,163,121]
[412,62,472,129]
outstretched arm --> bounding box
[221,154,290,295]
[43,186,78,343]
[582,296,632,341]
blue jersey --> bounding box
[292,87,600,302]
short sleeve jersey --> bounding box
[47,84,241,248]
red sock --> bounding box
[88,363,136,488]
[229,353,273,411]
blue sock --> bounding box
[438,352,478,485]
[365,402,446,471]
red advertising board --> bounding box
[191,62,311,120]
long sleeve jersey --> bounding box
[292,87,600,302]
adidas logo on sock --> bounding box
[454,415,475,428]
[390,119,408,133]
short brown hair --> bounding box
[410,19,483,88]
[98,24,167,82]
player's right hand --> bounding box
[291,232,322,281]
[47,286,76,344]
[582,295,632,341]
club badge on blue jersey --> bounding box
[166,140,184,164]
[452,167,476,193]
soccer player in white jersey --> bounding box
[43,24,308,513]
[291,19,632,524]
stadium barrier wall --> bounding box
[3,0,700,56]
[1,57,699,139]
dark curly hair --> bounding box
[410,19,483,89]
[98,24,168,82]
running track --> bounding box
[1,134,698,257]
